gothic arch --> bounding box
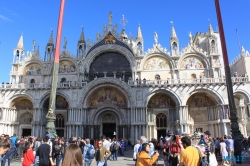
[39,91,71,108]
[20,60,45,75]
[182,88,224,106]
[141,53,174,70]
[6,94,34,109]
[234,90,250,103]
[178,53,210,69]
[79,77,135,108]
[84,44,136,72]
[144,88,181,108]
[91,105,126,125]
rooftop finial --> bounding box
[120,14,128,29]
[170,21,177,38]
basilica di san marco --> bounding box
[0,12,250,144]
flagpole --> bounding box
[46,0,66,139]
[214,0,243,140]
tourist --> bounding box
[95,140,111,166]
[136,143,159,166]
[83,138,95,166]
[133,140,140,165]
[179,136,201,166]
[226,135,235,165]
[22,141,34,166]
[36,136,55,166]
[169,133,181,166]
[234,138,243,164]
[0,140,10,161]
[120,138,126,156]
[214,137,220,158]
[110,138,119,161]
[33,137,42,166]
[61,144,83,166]
[53,138,61,166]
[101,135,111,166]
[220,136,229,166]
[1,135,15,166]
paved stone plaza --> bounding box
[7,149,250,166]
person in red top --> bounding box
[22,141,35,166]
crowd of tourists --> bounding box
[0,131,249,166]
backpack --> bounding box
[15,138,20,147]
[86,145,95,159]
[196,147,209,166]
[169,142,181,153]
[54,144,61,154]
[110,143,118,152]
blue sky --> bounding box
[0,0,250,83]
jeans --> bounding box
[1,147,15,166]
[96,161,105,166]
[84,159,92,166]
[112,151,117,160]
[59,154,63,165]
[103,158,108,166]
[120,148,125,156]
[34,156,39,165]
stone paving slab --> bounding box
[7,149,250,166]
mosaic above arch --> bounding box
[181,56,205,69]
[59,60,76,73]
[148,93,176,108]
[24,63,43,75]
[43,95,68,109]
[187,93,217,107]
[144,57,170,70]
[88,87,126,108]
[11,98,33,110]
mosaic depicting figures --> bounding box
[56,96,69,109]
[181,56,204,69]
[11,99,33,110]
[89,88,126,107]
[187,94,216,107]
[143,57,170,70]
[59,61,76,73]
[24,64,42,75]
[147,93,175,108]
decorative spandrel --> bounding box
[23,63,43,75]
[59,60,76,73]
[88,87,126,108]
[181,56,205,69]
[143,57,170,70]
[148,93,176,108]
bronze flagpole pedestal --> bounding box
[46,0,66,139]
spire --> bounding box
[170,21,177,39]
[47,29,54,46]
[16,33,24,49]
[78,26,85,43]
[136,23,143,41]
[208,19,214,36]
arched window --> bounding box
[61,78,66,83]
[55,114,64,128]
[156,113,167,128]
[30,79,35,84]
[155,74,161,80]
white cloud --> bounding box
[0,14,12,22]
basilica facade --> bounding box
[1,13,250,143]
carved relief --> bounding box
[148,93,176,108]
[59,60,76,73]
[88,87,126,108]
[19,112,33,124]
[24,63,43,75]
[136,91,143,101]
[144,57,170,70]
[102,114,116,122]
[181,56,204,69]
[194,113,205,122]
[104,35,116,44]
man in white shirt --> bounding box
[101,135,111,166]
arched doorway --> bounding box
[186,92,217,133]
[19,112,33,136]
[102,113,116,139]
[156,113,167,138]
